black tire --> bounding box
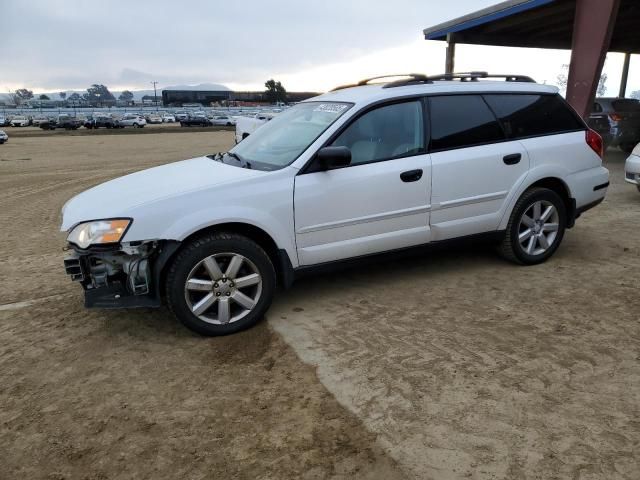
[498,187,567,265]
[165,232,276,336]
[620,143,636,154]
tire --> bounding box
[165,232,276,336]
[637,185,640,193]
[498,187,567,265]
[133,123,139,128]
[620,143,636,154]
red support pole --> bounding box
[566,0,620,118]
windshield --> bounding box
[230,101,352,170]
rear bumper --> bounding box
[566,166,609,226]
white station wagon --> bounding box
[62,72,609,336]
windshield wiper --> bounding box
[225,151,252,169]
[207,151,252,169]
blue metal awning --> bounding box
[424,0,557,40]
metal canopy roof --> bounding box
[423,0,640,53]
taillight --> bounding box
[586,129,603,158]
[609,113,622,122]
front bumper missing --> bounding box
[63,241,180,309]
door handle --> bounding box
[503,153,522,165]
[400,169,423,182]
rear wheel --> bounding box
[165,233,276,336]
[499,187,566,265]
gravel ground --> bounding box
[0,131,403,480]
[1,129,638,480]
[270,150,640,479]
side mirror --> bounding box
[317,146,351,170]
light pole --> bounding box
[151,81,158,112]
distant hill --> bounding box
[0,83,231,103]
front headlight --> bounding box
[67,219,131,249]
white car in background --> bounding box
[162,114,176,123]
[61,72,609,337]
[234,113,276,143]
[624,143,640,192]
[0,130,8,144]
[119,114,146,128]
[146,113,163,124]
[10,115,30,127]
[174,111,189,121]
[210,115,236,126]
[0,115,6,126]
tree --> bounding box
[629,90,640,100]
[85,84,116,106]
[68,92,81,102]
[59,92,67,101]
[264,79,287,104]
[597,73,607,97]
[8,88,34,105]
[556,64,609,96]
[39,94,50,100]
[119,90,134,102]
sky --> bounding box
[1,0,638,96]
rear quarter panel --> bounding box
[498,131,608,229]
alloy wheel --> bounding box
[184,253,262,325]
[518,200,560,256]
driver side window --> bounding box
[331,100,425,165]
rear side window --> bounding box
[332,100,425,165]
[612,99,640,112]
[428,95,504,151]
[483,94,584,139]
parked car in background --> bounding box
[146,113,163,124]
[593,97,640,153]
[234,113,275,143]
[85,115,120,129]
[180,116,212,127]
[40,114,82,130]
[10,115,30,127]
[0,115,6,127]
[162,113,176,123]
[210,115,236,126]
[60,72,609,336]
[624,143,640,192]
[32,115,50,127]
[119,114,146,128]
[0,130,8,144]
[174,111,189,121]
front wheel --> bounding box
[499,187,566,265]
[165,233,276,336]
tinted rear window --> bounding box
[612,99,640,112]
[428,95,504,151]
[484,94,584,139]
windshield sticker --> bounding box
[314,103,348,113]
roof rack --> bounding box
[384,71,536,88]
[331,73,430,91]
[331,72,536,91]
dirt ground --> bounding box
[0,129,639,480]
[0,131,403,480]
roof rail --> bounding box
[383,71,536,88]
[331,73,431,91]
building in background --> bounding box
[162,88,319,107]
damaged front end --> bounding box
[63,241,180,309]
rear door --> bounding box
[294,99,432,265]
[427,94,530,240]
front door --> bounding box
[294,99,432,266]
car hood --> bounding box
[61,156,263,231]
